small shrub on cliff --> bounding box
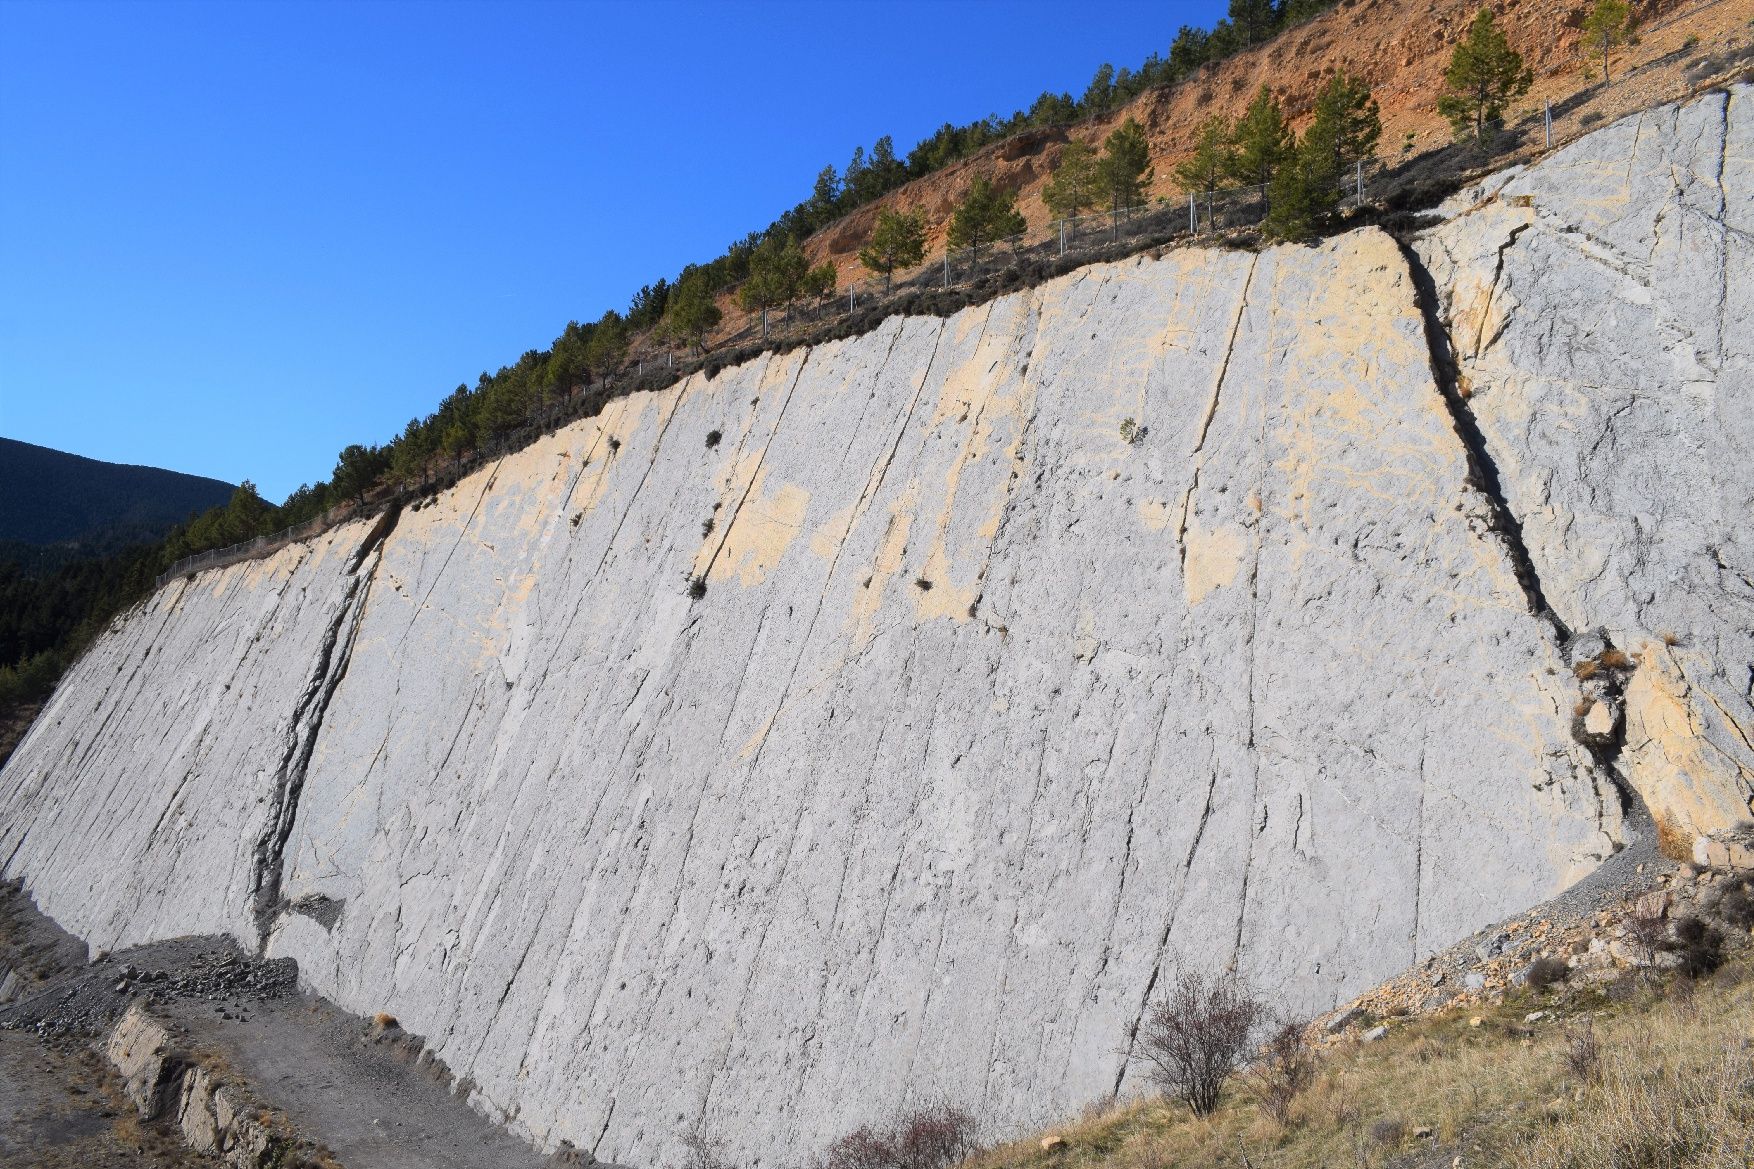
[1671,916,1724,978]
[1138,969,1266,1117]
[1525,956,1570,991]
[1714,879,1754,929]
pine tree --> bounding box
[857,208,928,292]
[626,279,669,330]
[1042,141,1101,237]
[1266,123,1344,240]
[1310,71,1381,196]
[1225,87,1293,210]
[738,236,809,340]
[1437,10,1534,146]
[665,272,722,355]
[1169,25,1212,75]
[810,165,841,220]
[1580,0,1633,85]
[800,261,837,312]
[1173,117,1232,227]
[1027,91,1078,127]
[867,136,907,193]
[1082,63,1117,114]
[1228,0,1277,46]
[1095,117,1154,215]
[439,422,470,468]
[585,310,628,379]
[330,444,388,504]
[946,176,1027,267]
[844,146,868,203]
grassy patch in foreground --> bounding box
[969,960,1754,1169]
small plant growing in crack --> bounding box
[1119,417,1149,446]
[705,429,722,449]
[914,577,933,591]
[607,436,621,454]
[687,576,708,600]
[569,512,582,527]
[701,516,716,538]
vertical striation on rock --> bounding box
[1,86,1745,1166]
[1416,84,1754,851]
[0,521,377,949]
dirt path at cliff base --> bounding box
[0,882,583,1169]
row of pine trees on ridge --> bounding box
[0,0,1641,706]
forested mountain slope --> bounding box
[0,437,233,561]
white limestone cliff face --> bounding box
[2,87,1746,1166]
[1417,86,1753,850]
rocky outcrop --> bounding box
[1,87,1747,1166]
[1417,85,1753,850]
[104,1001,315,1169]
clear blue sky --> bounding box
[1,0,1224,502]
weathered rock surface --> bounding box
[1418,85,1753,847]
[2,87,1747,1165]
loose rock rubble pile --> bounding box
[1,938,299,1044]
[1321,855,1754,1040]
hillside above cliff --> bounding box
[669,0,1752,352]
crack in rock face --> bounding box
[1415,84,1754,851]
[1,84,1748,1167]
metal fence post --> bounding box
[1544,100,1553,149]
[1189,192,1197,234]
[943,251,950,289]
[1356,160,1364,206]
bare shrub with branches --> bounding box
[1138,969,1266,1117]
[1622,912,1669,966]
[1564,1022,1601,1083]
[1244,1019,1318,1125]
[817,1102,981,1169]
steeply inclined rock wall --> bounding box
[3,87,1746,1166]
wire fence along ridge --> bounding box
[160,29,1733,590]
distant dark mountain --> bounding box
[0,438,235,568]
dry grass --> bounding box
[1598,648,1635,670]
[1507,996,1754,1168]
[964,958,1754,1169]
